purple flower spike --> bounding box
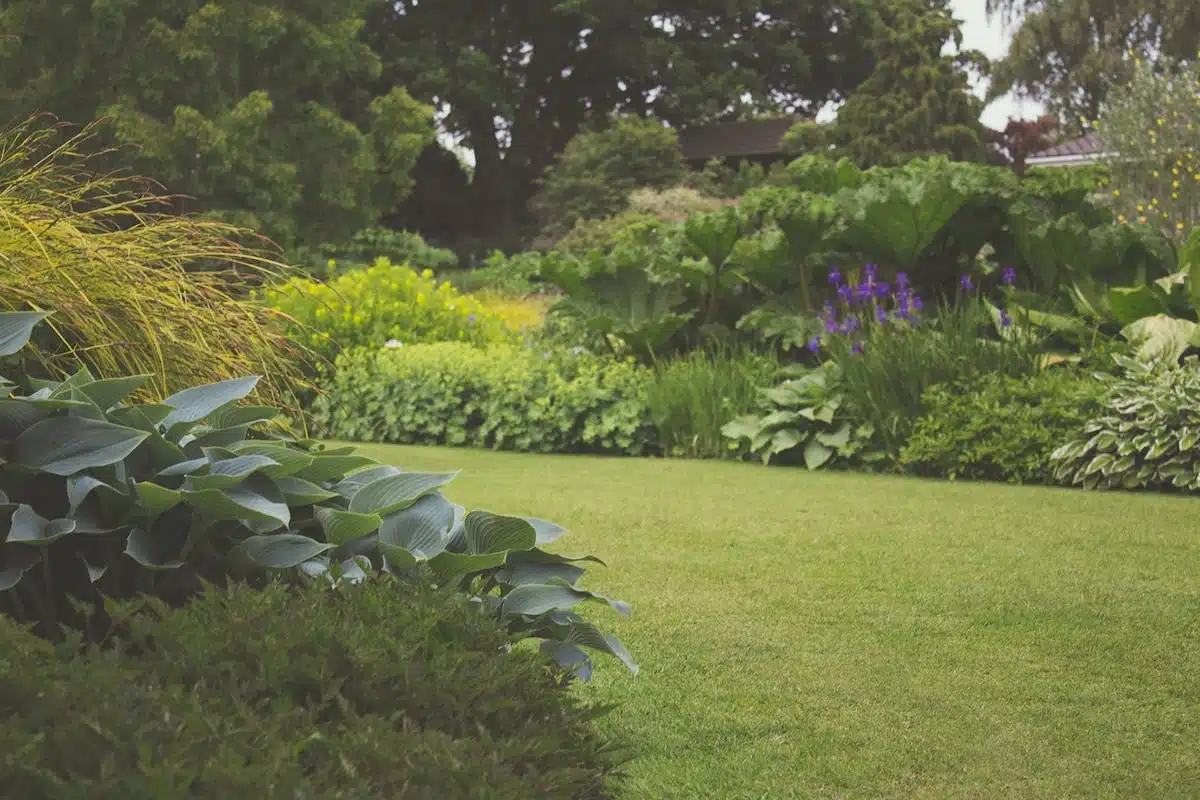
[896,272,910,289]
[828,266,842,285]
[855,283,873,303]
[874,281,890,300]
[851,341,866,356]
[912,295,925,312]
[838,284,854,304]
[959,274,975,292]
[825,315,839,334]
[875,305,887,324]
[807,336,822,353]
[1002,267,1017,287]
[864,263,877,281]
[1000,310,1012,328]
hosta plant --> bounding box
[1051,355,1200,491]
[721,363,880,468]
[0,311,633,677]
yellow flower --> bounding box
[1112,189,1121,197]
[1137,204,1145,212]
[1139,216,1148,223]
[416,293,426,304]
[1117,214,1127,223]
[1174,180,1181,189]
[1154,170,1161,178]
[421,269,434,279]
[1179,222,1186,231]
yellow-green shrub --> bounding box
[313,342,654,455]
[261,258,526,358]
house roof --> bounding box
[1026,134,1110,167]
[677,116,804,162]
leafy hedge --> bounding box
[900,370,1105,484]
[1052,356,1200,491]
[313,343,653,455]
[0,579,622,797]
[260,258,519,360]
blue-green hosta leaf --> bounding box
[496,562,586,587]
[133,481,183,519]
[124,521,187,570]
[524,517,568,546]
[464,511,536,555]
[540,616,638,675]
[427,550,508,582]
[225,441,313,478]
[66,474,126,515]
[721,415,762,442]
[803,437,833,470]
[0,399,50,439]
[294,454,379,483]
[377,493,455,561]
[348,472,458,517]
[183,477,289,529]
[0,544,40,590]
[235,534,333,569]
[0,311,49,356]
[13,417,149,476]
[76,375,152,410]
[6,505,76,545]
[540,642,594,681]
[156,457,209,478]
[768,429,803,460]
[500,582,631,618]
[380,543,418,572]
[184,454,279,490]
[332,465,404,498]
[274,476,338,506]
[208,404,280,428]
[315,507,383,545]
[506,549,607,569]
[182,424,255,453]
[108,403,174,433]
[161,376,260,433]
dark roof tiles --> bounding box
[1029,134,1104,159]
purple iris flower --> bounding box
[911,295,924,312]
[1000,310,1012,328]
[896,272,910,290]
[855,283,874,303]
[959,274,974,292]
[864,263,877,281]
[838,284,854,304]
[807,336,822,353]
[875,305,887,324]
[1002,267,1017,287]
[874,281,890,300]
[467,314,477,323]
[851,341,866,356]
[828,266,842,285]
[825,314,840,334]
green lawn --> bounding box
[350,443,1200,799]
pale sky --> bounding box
[953,0,1045,127]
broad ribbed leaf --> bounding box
[428,550,508,582]
[540,641,594,680]
[156,457,208,478]
[77,375,152,410]
[295,454,379,482]
[0,311,49,356]
[124,520,187,570]
[464,511,536,555]
[496,562,585,587]
[183,477,289,528]
[108,403,174,432]
[133,481,183,518]
[236,534,332,569]
[815,423,852,449]
[66,474,125,514]
[226,442,313,477]
[0,544,40,590]
[13,417,149,476]
[803,438,833,470]
[348,472,458,517]
[0,398,50,439]
[333,465,404,498]
[209,404,279,428]
[380,543,419,571]
[501,582,631,617]
[378,493,454,561]
[315,507,382,545]
[275,476,338,506]
[184,454,279,490]
[525,517,568,546]
[6,505,76,545]
[161,376,260,431]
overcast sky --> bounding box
[953,0,1045,127]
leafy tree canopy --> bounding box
[987,0,1200,131]
[366,0,884,242]
[0,0,435,247]
[784,0,987,167]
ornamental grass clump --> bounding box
[811,264,1040,459]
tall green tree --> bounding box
[366,1,883,244]
[784,0,987,167]
[987,1,1200,130]
[0,1,434,247]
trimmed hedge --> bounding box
[313,342,654,455]
[899,369,1105,484]
[0,578,623,798]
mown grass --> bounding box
[350,443,1200,799]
